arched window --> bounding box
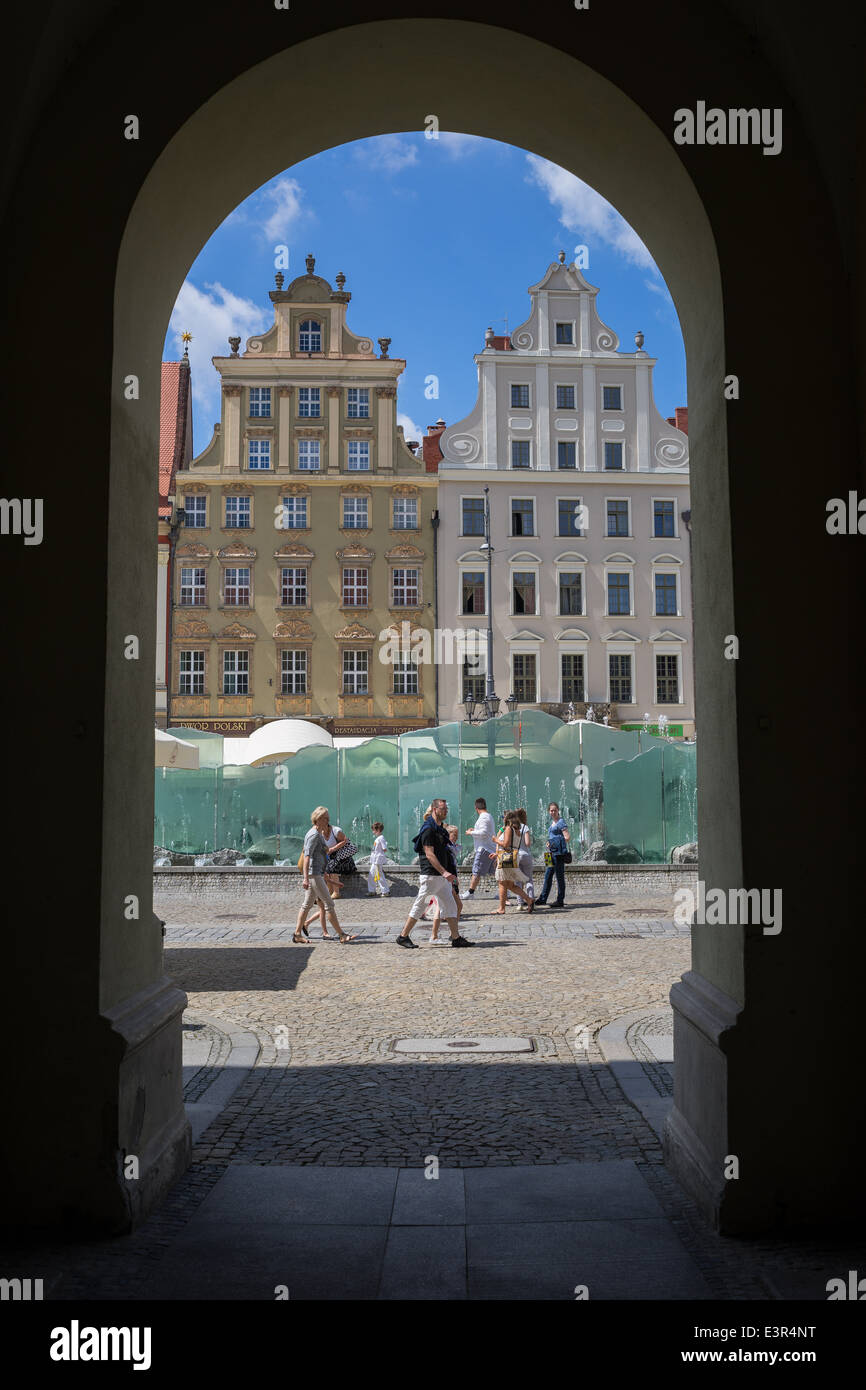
[298,319,322,352]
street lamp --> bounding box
[505,693,519,714]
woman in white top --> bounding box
[515,807,535,903]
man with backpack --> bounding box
[396,798,475,949]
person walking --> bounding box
[397,798,474,948]
[461,796,497,899]
[294,807,357,943]
[320,813,349,898]
[515,807,535,906]
[535,802,571,909]
[492,811,535,913]
[367,821,391,896]
[428,824,463,942]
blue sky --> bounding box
[164,132,687,456]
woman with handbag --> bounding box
[536,802,571,909]
[492,811,534,914]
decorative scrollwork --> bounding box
[356,338,374,354]
[512,329,534,349]
[654,437,689,469]
[596,329,619,350]
[447,433,480,463]
[246,338,265,354]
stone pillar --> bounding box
[327,387,340,471]
[376,387,395,472]
[635,362,651,470]
[536,361,550,469]
[480,360,498,468]
[222,385,242,472]
[277,386,292,470]
[582,364,597,470]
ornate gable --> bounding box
[175,617,212,639]
[336,543,375,562]
[274,618,314,640]
[216,621,258,641]
[385,543,425,560]
[334,622,376,642]
[176,542,211,559]
[273,542,315,560]
[218,542,257,560]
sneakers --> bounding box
[396,934,419,949]
[450,935,475,947]
[460,890,473,900]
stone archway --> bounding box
[109,18,740,1232]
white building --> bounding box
[435,254,694,736]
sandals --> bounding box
[337,933,358,943]
[292,931,306,943]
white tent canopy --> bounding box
[222,718,334,767]
[155,727,200,769]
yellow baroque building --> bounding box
[168,256,438,738]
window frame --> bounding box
[347,440,371,472]
[555,383,576,410]
[222,647,251,696]
[603,440,624,471]
[178,565,207,606]
[278,495,308,530]
[392,496,419,530]
[342,495,370,530]
[342,648,369,695]
[341,566,370,609]
[510,496,536,538]
[182,494,207,528]
[601,383,623,412]
[224,494,252,529]
[461,495,486,536]
[248,386,272,418]
[510,439,532,470]
[510,381,531,409]
[346,387,370,419]
[279,566,309,608]
[554,320,575,346]
[280,647,308,695]
[298,318,322,353]
[222,565,252,608]
[178,647,206,695]
[247,438,271,471]
[651,497,678,539]
[297,386,321,418]
[297,439,321,472]
[605,496,632,539]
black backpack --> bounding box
[411,816,434,857]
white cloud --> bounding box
[354,134,419,174]
[525,155,656,270]
[438,131,485,158]
[223,175,312,244]
[397,411,424,447]
[168,280,270,427]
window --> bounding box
[225,495,251,528]
[604,441,624,470]
[513,652,537,702]
[280,567,308,606]
[556,384,575,409]
[656,653,680,703]
[281,649,307,695]
[248,439,270,470]
[511,440,531,469]
[342,496,369,529]
[298,387,320,418]
[609,653,632,703]
[511,498,534,536]
[462,651,487,703]
[393,497,418,529]
[347,388,370,419]
[392,656,419,695]
[558,499,584,536]
[603,385,622,411]
[348,440,370,471]
[342,649,368,694]
[511,383,530,408]
[299,319,321,352]
[607,499,630,536]
[561,653,585,702]
[279,496,308,529]
[179,567,206,605]
[654,572,678,615]
[179,649,205,694]
[462,571,486,615]
[391,568,420,606]
[249,387,271,418]
[607,572,631,615]
[462,497,485,535]
[223,649,249,695]
[183,495,206,528]
[557,441,577,470]
[512,571,536,615]
[653,500,676,537]
[559,571,583,615]
[298,440,320,471]
[223,567,251,606]
[555,322,574,344]
[342,568,369,607]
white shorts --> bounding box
[410,874,457,921]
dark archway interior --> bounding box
[2,1,863,1242]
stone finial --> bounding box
[335,271,346,290]
[228,336,241,357]
[484,326,495,347]
[274,271,284,290]
[378,337,391,358]
[635,330,645,351]
[558,250,566,263]
[181,330,192,360]
[305,253,315,274]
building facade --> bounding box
[436,255,694,735]
[156,352,193,728]
[168,256,437,738]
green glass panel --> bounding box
[662,740,698,852]
[273,746,339,863]
[154,766,220,854]
[398,721,462,862]
[603,744,665,861]
[338,738,400,855]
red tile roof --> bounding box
[158,360,192,518]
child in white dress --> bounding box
[367,822,391,896]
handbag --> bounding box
[328,837,357,865]
[543,850,553,867]
[496,827,517,869]
[562,851,573,864]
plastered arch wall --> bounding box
[109,20,742,1225]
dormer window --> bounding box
[299,319,322,353]
[555,322,574,345]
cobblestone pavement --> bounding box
[3,893,857,1302]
